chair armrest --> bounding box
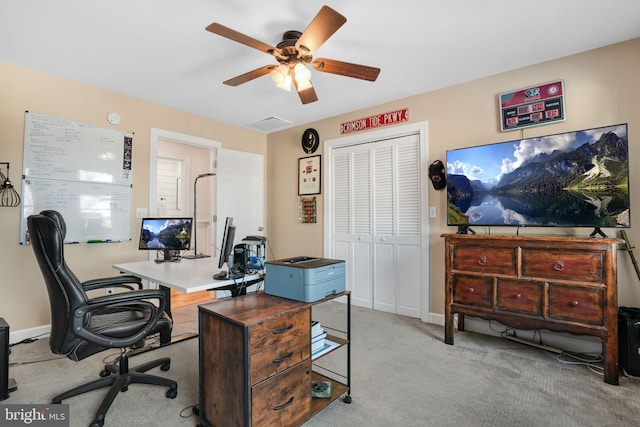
[72,289,166,348]
[82,275,143,291]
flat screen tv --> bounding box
[446,123,630,236]
[139,217,193,262]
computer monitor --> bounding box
[138,218,193,262]
[214,217,236,279]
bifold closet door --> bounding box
[330,133,421,317]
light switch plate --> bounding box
[429,207,437,218]
[136,208,147,218]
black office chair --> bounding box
[27,210,177,427]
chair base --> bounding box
[52,355,177,427]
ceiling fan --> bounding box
[205,5,380,104]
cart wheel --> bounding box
[343,395,352,404]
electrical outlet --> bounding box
[429,206,437,218]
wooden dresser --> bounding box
[198,291,351,426]
[443,234,622,385]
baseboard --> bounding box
[428,312,445,326]
[9,324,50,345]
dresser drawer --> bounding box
[250,308,310,353]
[548,284,605,325]
[452,275,492,308]
[452,246,517,275]
[522,249,603,283]
[496,279,543,316]
[252,359,311,426]
[250,333,310,385]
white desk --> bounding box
[113,257,261,294]
[113,257,263,345]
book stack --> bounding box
[311,320,326,354]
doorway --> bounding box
[150,129,220,307]
[149,129,266,305]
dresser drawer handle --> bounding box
[272,352,294,364]
[468,287,474,293]
[273,396,294,411]
[571,300,580,307]
[271,324,294,334]
[478,256,487,266]
[515,293,522,299]
[554,260,565,271]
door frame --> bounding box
[323,121,430,323]
[150,129,221,254]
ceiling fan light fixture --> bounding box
[276,75,292,91]
[294,63,312,84]
[270,64,292,91]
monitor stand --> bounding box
[154,249,181,263]
[589,227,608,238]
[457,225,476,235]
[183,252,210,260]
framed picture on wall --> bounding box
[298,155,321,195]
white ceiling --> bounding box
[2,1,640,133]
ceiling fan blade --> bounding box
[223,65,275,86]
[312,58,380,81]
[295,6,346,55]
[293,80,319,104]
[206,22,282,57]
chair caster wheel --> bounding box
[166,387,178,399]
[99,369,111,377]
[343,395,352,404]
[160,362,171,371]
[90,420,104,427]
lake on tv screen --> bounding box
[446,124,630,228]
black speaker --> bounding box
[0,318,9,400]
[619,307,640,377]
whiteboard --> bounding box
[23,111,133,185]
[20,112,133,244]
[20,178,131,244]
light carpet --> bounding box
[5,301,640,427]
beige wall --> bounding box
[2,38,639,335]
[0,62,266,331]
[266,38,640,317]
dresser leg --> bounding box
[603,340,619,385]
[444,308,454,345]
[458,313,465,331]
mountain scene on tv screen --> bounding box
[140,220,191,249]
[446,124,630,228]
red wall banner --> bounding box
[340,108,409,135]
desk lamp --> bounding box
[183,172,215,259]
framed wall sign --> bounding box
[499,80,565,131]
[298,155,321,195]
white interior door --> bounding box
[215,148,265,258]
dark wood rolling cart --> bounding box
[309,290,352,413]
[198,290,351,427]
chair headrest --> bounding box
[40,210,67,239]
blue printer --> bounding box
[264,256,345,302]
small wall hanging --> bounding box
[299,196,317,223]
